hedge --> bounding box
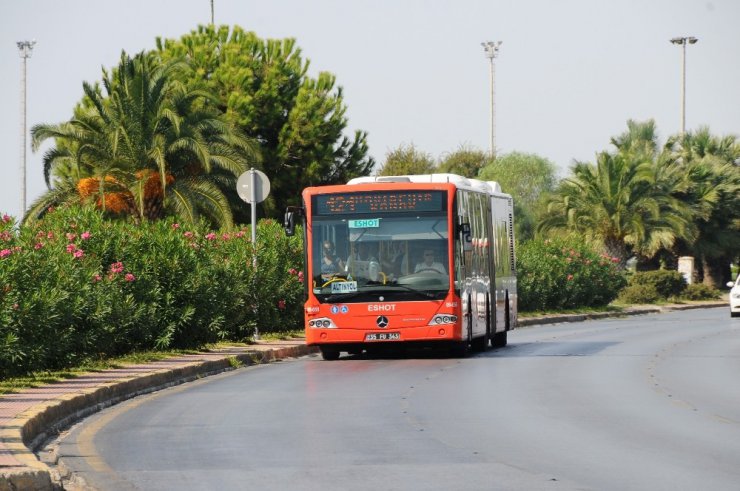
[0,206,304,377]
[517,237,626,311]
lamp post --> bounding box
[17,40,36,216]
[670,36,698,135]
[481,41,502,158]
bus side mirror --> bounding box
[284,206,305,237]
[284,211,295,236]
[458,222,472,252]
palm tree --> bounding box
[27,51,260,228]
[665,128,740,286]
[539,121,695,266]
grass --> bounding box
[0,332,305,395]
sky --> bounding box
[1,0,739,219]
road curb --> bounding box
[1,343,317,491]
[517,301,726,327]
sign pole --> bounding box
[250,168,257,249]
[236,168,271,342]
[249,168,258,339]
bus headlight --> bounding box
[308,318,337,328]
[429,314,457,326]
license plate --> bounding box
[365,332,400,341]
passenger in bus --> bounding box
[347,242,377,263]
[323,240,345,269]
[414,249,446,274]
[383,242,408,276]
[321,250,340,277]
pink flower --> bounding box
[1,214,10,223]
[184,231,194,239]
[92,274,102,282]
[66,243,76,253]
[611,257,620,263]
[80,231,91,240]
[109,262,124,274]
[222,233,231,240]
[288,268,297,275]
[36,231,45,238]
[0,249,12,258]
[124,273,136,282]
[12,303,19,310]
[73,249,85,259]
[34,242,44,250]
[47,231,55,239]
[235,231,246,238]
[66,232,77,241]
[278,299,286,310]
[205,233,217,241]
[172,223,180,229]
[567,274,574,281]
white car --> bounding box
[728,274,740,318]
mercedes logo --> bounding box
[376,316,389,328]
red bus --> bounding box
[284,173,517,360]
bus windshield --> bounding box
[311,214,450,302]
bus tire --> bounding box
[320,346,340,361]
[491,331,507,348]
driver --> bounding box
[414,249,446,274]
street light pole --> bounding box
[670,36,698,135]
[17,40,36,216]
[481,41,502,158]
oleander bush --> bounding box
[517,237,626,311]
[0,205,304,377]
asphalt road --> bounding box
[53,308,740,490]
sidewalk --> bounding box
[0,339,316,490]
[0,301,727,490]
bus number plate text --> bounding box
[365,332,400,341]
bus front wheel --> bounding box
[320,346,340,361]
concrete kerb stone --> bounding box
[1,342,317,491]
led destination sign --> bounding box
[314,191,445,215]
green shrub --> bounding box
[629,270,686,298]
[0,206,304,377]
[517,237,626,312]
[681,283,721,300]
[617,283,660,304]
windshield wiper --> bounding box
[325,291,364,303]
[381,283,439,299]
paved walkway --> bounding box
[0,301,727,490]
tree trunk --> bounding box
[603,236,629,269]
[701,255,724,288]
